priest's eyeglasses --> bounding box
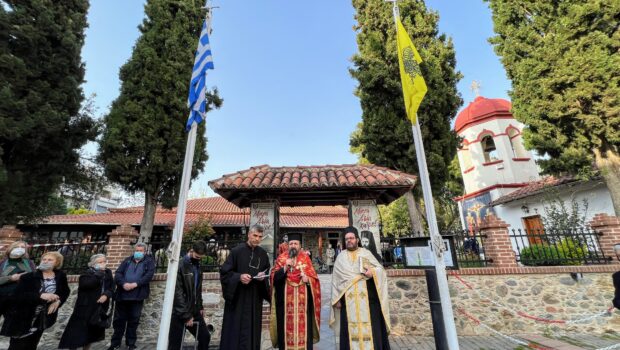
[249,251,261,270]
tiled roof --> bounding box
[46,197,348,229]
[209,164,417,190]
[490,176,585,206]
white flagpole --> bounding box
[387,1,460,349]
[156,121,199,350]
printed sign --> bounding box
[350,200,382,260]
[250,202,276,261]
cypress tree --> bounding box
[98,0,222,239]
[486,0,620,215]
[349,0,463,232]
[0,0,96,225]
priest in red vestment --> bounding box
[269,233,321,349]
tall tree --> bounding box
[349,0,463,232]
[98,0,222,239]
[486,0,620,215]
[0,0,96,225]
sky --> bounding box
[81,0,512,198]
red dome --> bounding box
[454,96,512,133]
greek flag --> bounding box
[186,19,214,130]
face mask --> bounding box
[133,252,144,260]
[94,264,106,271]
[10,247,26,258]
[38,262,54,271]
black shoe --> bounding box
[106,346,120,350]
[128,346,137,350]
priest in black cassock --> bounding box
[219,224,271,350]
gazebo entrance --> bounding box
[208,164,417,267]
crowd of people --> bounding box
[3,227,616,350]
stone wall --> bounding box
[388,269,619,337]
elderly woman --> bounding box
[0,241,36,318]
[59,254,115,350]
[0,251,70,350]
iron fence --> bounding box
[27,241,108,275]
[144,238,246,273]
[509,228,609,266]
[379,230,491,268]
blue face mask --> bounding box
[133,252,145,260]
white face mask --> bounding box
[10,247,26,258]
[38,262,54,271]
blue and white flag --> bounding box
[186,19,214,131]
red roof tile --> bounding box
[46,197,349,229]
[490,176,584,206]
[209,164,417,191]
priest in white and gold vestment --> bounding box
[330,226,391,350]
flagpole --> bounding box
[387,1,460,349]
[156,121,198,350]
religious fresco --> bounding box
[461,192,495,231]
[350,199,382,261]
[250,202,276,261]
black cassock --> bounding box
[220,243,270,350]
[339,279,390,350]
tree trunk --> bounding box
[595,149,620,216]
[405,191,425,236]
[140,191,158,241]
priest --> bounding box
[220,224,271,350]
[330,226,391,350]
[269,233,321,349]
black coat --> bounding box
[0,269,70,337]
[58,268,115,348]
[114,255,155,301]
[173,256,203,321]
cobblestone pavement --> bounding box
[2,274,619,349]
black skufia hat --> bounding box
[287,233,302,242]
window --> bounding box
[507,128,527,158]
[481,135,499,162]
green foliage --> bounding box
[542,194,589,232]
[520,238,587,266]
[349,0,462,192]
[98,0,222,210]
[67,207,96,215]
[379,197,412,236]
[184,215,215,242]
[0,0,97,225]
[485,0,620,179]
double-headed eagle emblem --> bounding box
[402,46,421,83]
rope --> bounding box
[449,271,615,325]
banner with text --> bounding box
[350,199,382,261]
[250,202,276,261]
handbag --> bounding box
[88,276,114,328]
[88,297,114,328]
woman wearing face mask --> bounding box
[58,254,115,350]
[0,241,36,319]
[0,251,70,350]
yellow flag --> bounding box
[396,18,427,124]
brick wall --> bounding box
[478,215,518,268]
[105,224,139,269]
[0,225,24,256]
[589,213,620,264]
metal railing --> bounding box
[509,228,609,266]
[27,241,108,274]
[145,238,246,273]
[379,230,491,269]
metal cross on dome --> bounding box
[470,80,482,97]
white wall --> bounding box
[493,180,614,252]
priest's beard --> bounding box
[289,248,298,258]
[346,241,358,251]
